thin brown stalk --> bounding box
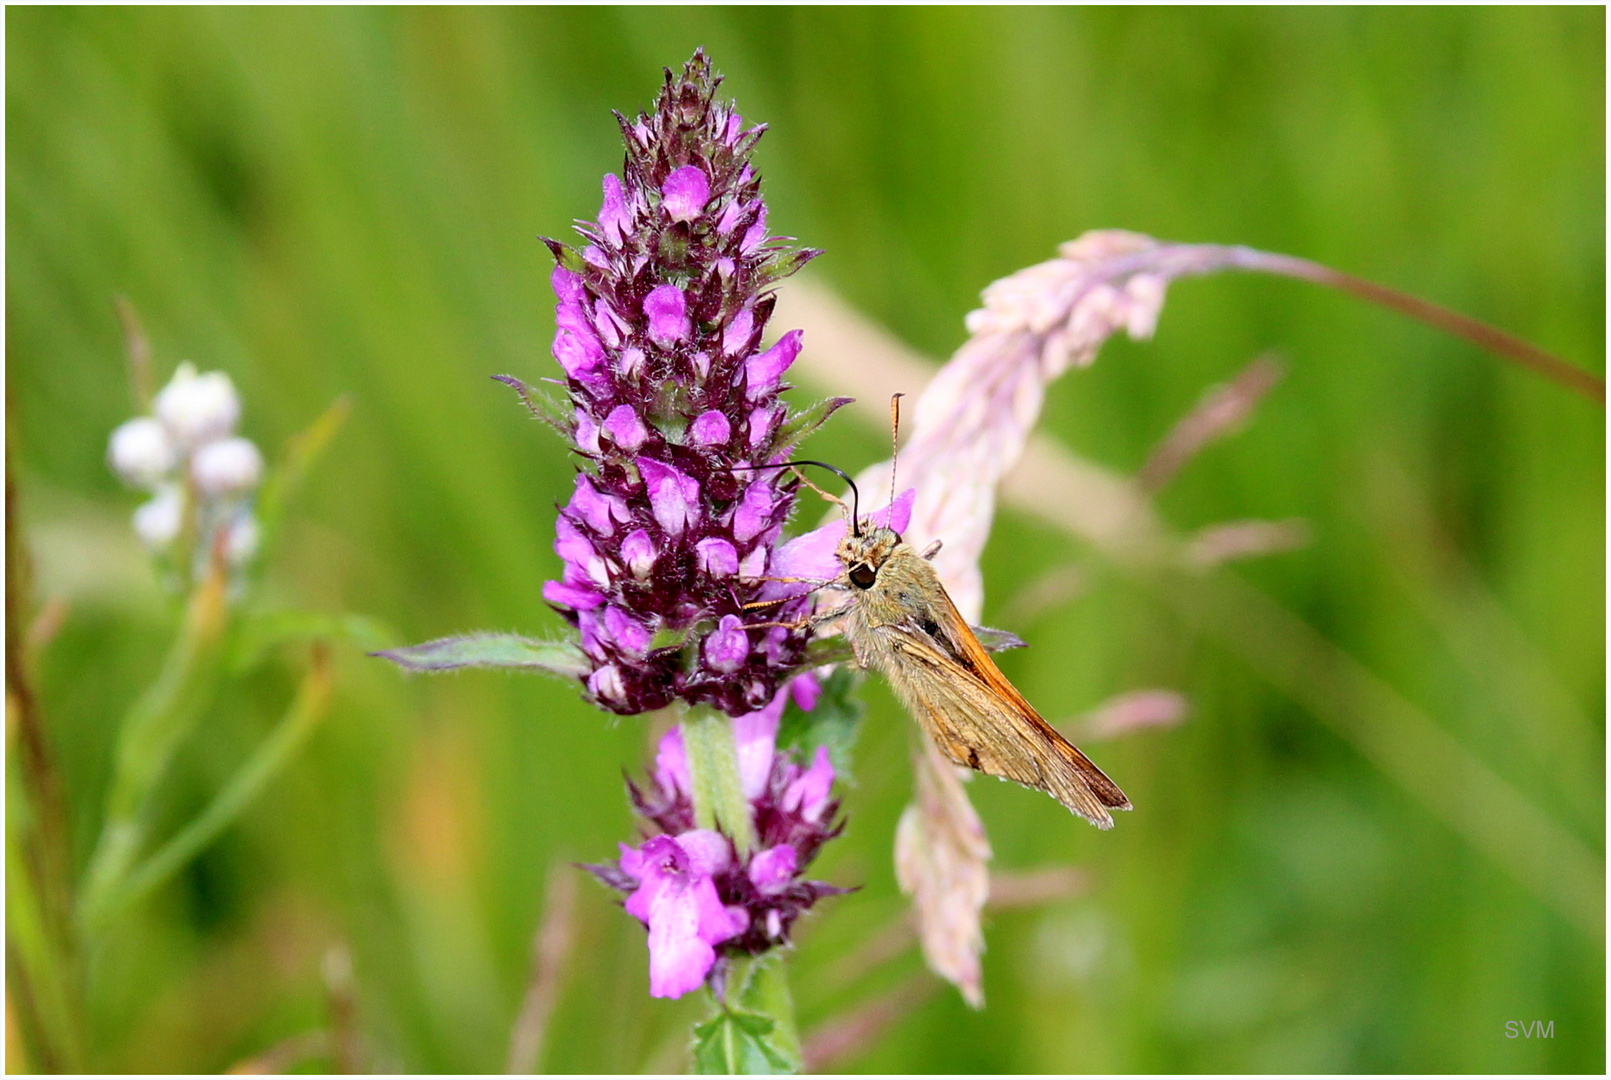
[4,451,84,1073]
[24,597,71,661]
[505,865,579,1074]
[321,945,364,1074]
[1230,249,1605,406]
[5,460,71,930]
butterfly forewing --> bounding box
[848,540,1130,829]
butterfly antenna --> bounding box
[730,459,861,537]
[888,392,904,515]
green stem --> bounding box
[78,566,230,934]
[114,646,332,918]
[737,954,801,1068]
[681,706,759,857]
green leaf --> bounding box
[373,632,588,676]
[768,395,854,458]
[777,666,865,783]
[492,374,572,438]
[691,1011,795,1075]
[734,955,802,1069]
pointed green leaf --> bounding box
[492,374,572,438]
[734,955,802,1069]
[691,1011,795,1075]
[374,633,587,676]
[769,396,854,457]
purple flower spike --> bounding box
[661,165,710,223]
[643,285,690,347]
[538,50,826,716]
[591,686,849,998]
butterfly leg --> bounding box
[739,603,850,635]
[920,539,943,560]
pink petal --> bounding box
[789,671,822,712]
[744,329,801,401]
[643,285,690,347]
[703,614,749,674]
[690,409,732,447]
[655,727,690,797]
[732,688,788,800]
[695,536,739,577]
[661,166,709,223]
[783,745,835,823]
[639,458,700,537]
[673,829,731,877]
[747,844,798,896]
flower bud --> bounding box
[621,529,658,579]
[132,486,183,549]
[603,405,649,451]
[703,614,749,674]
[153,363,240,449]
[108,417,177,488]
[191,437,263,497]
[643,285,690,347]
[695,537,739,577]
[689,409,731,448]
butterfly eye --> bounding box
[848,563,878,590]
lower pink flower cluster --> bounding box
[587,679,849,998]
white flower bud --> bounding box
[107,417,176,488]
[153,362,240,449]
[132,486,183,549]
[191,437,263,497]
[224,514,259,565]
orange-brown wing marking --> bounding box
[926,587,1131,812]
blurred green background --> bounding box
[7,6,1603,1073]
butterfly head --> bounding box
[837,524,903,590]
